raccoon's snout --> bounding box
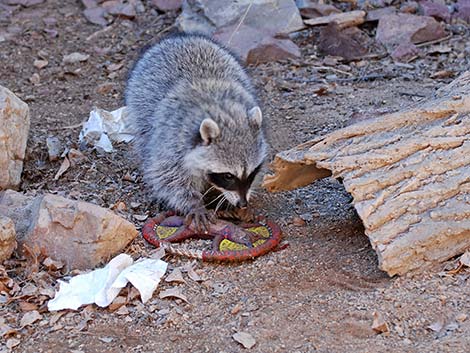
[237,195,248,209]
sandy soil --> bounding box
[1,1,469,352]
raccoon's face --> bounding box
[185,106,267,208]
[207,165,263,208]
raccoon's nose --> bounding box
[237,198,248,209]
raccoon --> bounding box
[125,33,268,229]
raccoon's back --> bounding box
[125,34,253,127]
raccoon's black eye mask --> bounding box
[208,164,262,191]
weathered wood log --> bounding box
[263,72,470,276]
[304,10,366,29]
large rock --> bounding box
[0,190,138,269]
[214,25,300,65]
[376,13,447,53]
[177,0,304,36]
[0,216,16,261]
[151,0,182,11]
[264,72,470,276]
[295,0,340,19]
[0,86,30,190]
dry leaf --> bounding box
[187,268,203,282]
[20,310,42,327]
[107,62,123,72]
[6,338,21,349]
[459,251,470,267]
[115,305,129,315]
[109,296,127,312]
[427,321,444,332]
[372,311,389,334]
[54,156,71,180]
[456,313,467,323]
[43,257,64,270]
[165,268,185,284]
[49,312,65,325]
[18,301,38,312]
[63,52,89,64]
[231,303,242,315]
[33,59,48,69]
[159,287,188,303]
[233,331,256,349]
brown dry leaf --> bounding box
[233,331,256,349]
[109,296,127,312]
[49,312,65,325]
[20,310,42,327]
[107,62,123,72]
[54,156,71,180]
[6,338,21,349]
[187,268,203,282]
[372,311,389,334]
[159,287,189,303]
[18,301,38,312]
[456,313,468,323]
[231,303,242,315]
[431,70,454,79]
[21,283,38,296]
[33,59,48,69]
[459,251,470,267]
[115,305,129,315]
[43,257,64,271]
[165,268,185,284]
[67,148,86,165]
[427,321,444,332]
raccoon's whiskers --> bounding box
[204,193,223,208]
[202,186,216,199]
[215,195,227,213]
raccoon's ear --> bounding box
[200,118,220,145]
[248,106,263,129]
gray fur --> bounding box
[125,34,268,214]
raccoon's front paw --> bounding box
[185,207,217,234]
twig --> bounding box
[416,34,453,48]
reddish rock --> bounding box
[418,1,450,22]
[0,86,30,190]
[400,1,419,14]
[318,22,368,61]
[391,42,420,62]
[151,0,182,11]
[0,216,16,261]
[214,24,300,65]
[455,0,470,22]
[0,190,138,270]
[376,13,447,52]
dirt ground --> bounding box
[1,1,470,352]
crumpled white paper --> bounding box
[79,106,134,152]
[47,254,168,311]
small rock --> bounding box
[0,190,138,270]
[400,1,419,14]
[46,136,62,162]
[296,0,340,19]
[317,22,368,61]
[29,73,40,85]
[391,42,420,62]
[366,6,396,22]
[33,59,48,69]
[165,268,185,283]
[233,331,256,349]
[214,25,300,65]
[292,216,306,226]
[418,0,450,22]
[4,0,45,7]
[0,216,16,261]
[83,7,108,26]
[151,0,182,11]
[376,13,447,53]
[372,311,389,334]
[62,52,90,64]
[107,3,136,18]
[0,86,30,190]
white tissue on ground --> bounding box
[79,106,134,152]
[47,254,168,311]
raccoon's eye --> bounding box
[222,173,235,181]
